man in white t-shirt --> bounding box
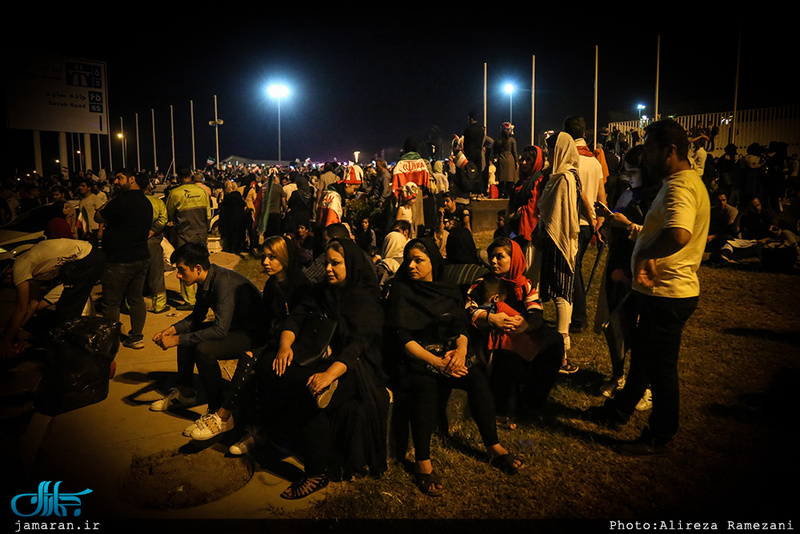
[592,119,710,455]
[0,239,105,358]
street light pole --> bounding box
[267,84,289,164]
[504,83,514,123]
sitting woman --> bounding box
[465,237,563,428]
[268,237,390,499]
[386,237,523,497]
[186,235,311,449]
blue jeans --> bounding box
[607,292,698,443]
[101,259,149,340]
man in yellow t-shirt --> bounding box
[593,119,710,455]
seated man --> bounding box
[705,190,739,261]
[720,196,798,266]
[150,242,267,439]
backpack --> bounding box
[458,161,483,194]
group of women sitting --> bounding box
[211,213,567,499]
[181,130,604,502]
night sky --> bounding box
[4,10,797,177]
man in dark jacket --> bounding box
[150,243,267,439]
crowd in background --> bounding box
[2,115,799,500]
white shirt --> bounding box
[575,138,605,226]
[631,169,710,298]
[13,239,93,286]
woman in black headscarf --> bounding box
[218,180,247,254]
[287,173,315,231]
[385,237,522,497]
[442,226,489,291]
[269,237,389,499]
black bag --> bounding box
[35,317,121,416]
[292,312,337,367]
[418,313,479,374]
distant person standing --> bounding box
[592,119,710,455]
[493,122,518,199]
[96,169,153,349]
[563,115,606,334]
[144,179,170,314]
[166,166,211,309]
[77,179,103,244]
[463,111,486,180]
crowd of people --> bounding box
[2,113,798,501]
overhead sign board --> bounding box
[5,53,109,135]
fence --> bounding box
[607,105,800,157]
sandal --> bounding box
[496,416,517,430]
[315,379,338,409]
[414,469,444,496]
[280,473,329,500]
[491,454,523,475]
[559,362,579,374]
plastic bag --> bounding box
[34,317,121,416]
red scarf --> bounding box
[500,239,529,303]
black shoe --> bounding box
[175,303,194,311]
[584,404,627,431]
[569,323,586,334]
[616,434,669,456]
[148,305,171,314]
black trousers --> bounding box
[607,293,698,444]
[489,327,563,417]
[405,363,499,461]
[56,247,105,325]
[176,328,260,412]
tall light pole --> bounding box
[504,83,515,123]
[267,84,289,163]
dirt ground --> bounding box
[118,444,253,510]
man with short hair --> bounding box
[150,242,267,439]
[166,166,211,308]
[95,169,153,349]
[594,119,710,455]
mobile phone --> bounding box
[594,201,613,217]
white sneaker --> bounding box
[635,389,653,411]
[229,427,267,455]
[182,411,211,437]
[599,377,626,398]
[190,413,234,441]
[150,388,198,412]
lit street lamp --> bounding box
[267,84,290,163]
[504,83,515,123]
[637,104,646,122]
[117,132,126,168]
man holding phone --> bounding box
[590,119,710,455]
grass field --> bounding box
[235,233,800,522]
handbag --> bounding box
[292,312,337,367]
[418,313,479,375]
